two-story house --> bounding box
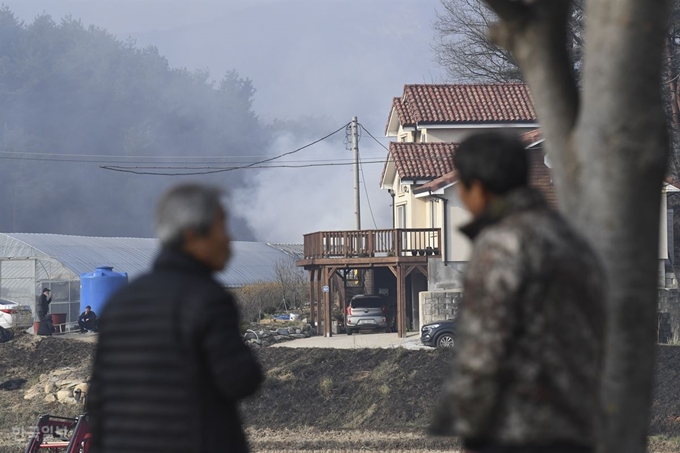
[297,82,678,338]
[381,84,542,311]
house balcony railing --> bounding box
[302,228,442,260]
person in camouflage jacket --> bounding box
[430,132,606,453]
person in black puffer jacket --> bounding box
[87,184,264,453]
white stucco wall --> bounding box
[661,192,669,260]
[443,185,472,262]
[424,125,538,144]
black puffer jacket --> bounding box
[87,249,263,453]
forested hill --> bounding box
[0,7,268,239]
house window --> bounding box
[397,205,406,228]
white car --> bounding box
[0,298,33,330]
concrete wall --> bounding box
[428,259,466,291]
[418,289,462,330]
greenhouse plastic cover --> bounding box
[0,233,302,287]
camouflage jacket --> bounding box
[431,187,606,450]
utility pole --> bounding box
[351,116,361,230]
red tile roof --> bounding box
[408,149,557,209]
[387,84,537,133]
[391,97,414,127]
[413,171,459,195]
[665,176,680,191]
[383,142,457,183]
[520,129,543,146]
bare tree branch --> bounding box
[484,0,581,206]
[433,0,524,82]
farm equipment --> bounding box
[24,414,90,453]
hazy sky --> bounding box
[3,0,446,242]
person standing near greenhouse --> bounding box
[35,288,54,336]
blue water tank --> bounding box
[80,266,129,316]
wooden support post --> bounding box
[309,270,316,328]
[342,269,348,316]
[316,268,323,336]
[397,265,406,338]
[323,267,332,337]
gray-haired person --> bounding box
[87,183,263,453]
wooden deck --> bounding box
[297,228,442,267]
[296,229,441,339]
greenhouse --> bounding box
[0,233,302,323]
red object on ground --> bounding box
[24,414,90,453]
[32,322,40,335]
[51,314,67,333]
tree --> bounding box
[434,0,680,174]
[664,2,680,168]
[273,259,307,311]
[235,282,281,324]
[433,0,584,83]
[436,1,671,453]
[0,7,269,239]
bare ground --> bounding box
[1,334,680,452]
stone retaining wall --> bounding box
[418,290,462,330]
[23,367,88,406]
[244,324,314,348]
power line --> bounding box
[0,154,374,165]
[99,153,455,175]
[0,122,349,167]
[0,150,442,164]
[0,150,321,160]
[100,122,350,175]
[238,122,350,169]
[359,123,389,151]
[0,121,454,176]
[359,156,378,229]
[101,159,390,176]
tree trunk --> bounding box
[578,2,670,452]
[483,1,672,452]
[666,36,680,133]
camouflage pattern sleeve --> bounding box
[448,228,527,440]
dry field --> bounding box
[246,427,460,452]
[1,334,680,452]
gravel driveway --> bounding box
[270,331,431,350]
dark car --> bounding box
[421,319,455,348]
[346,294,388,335]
